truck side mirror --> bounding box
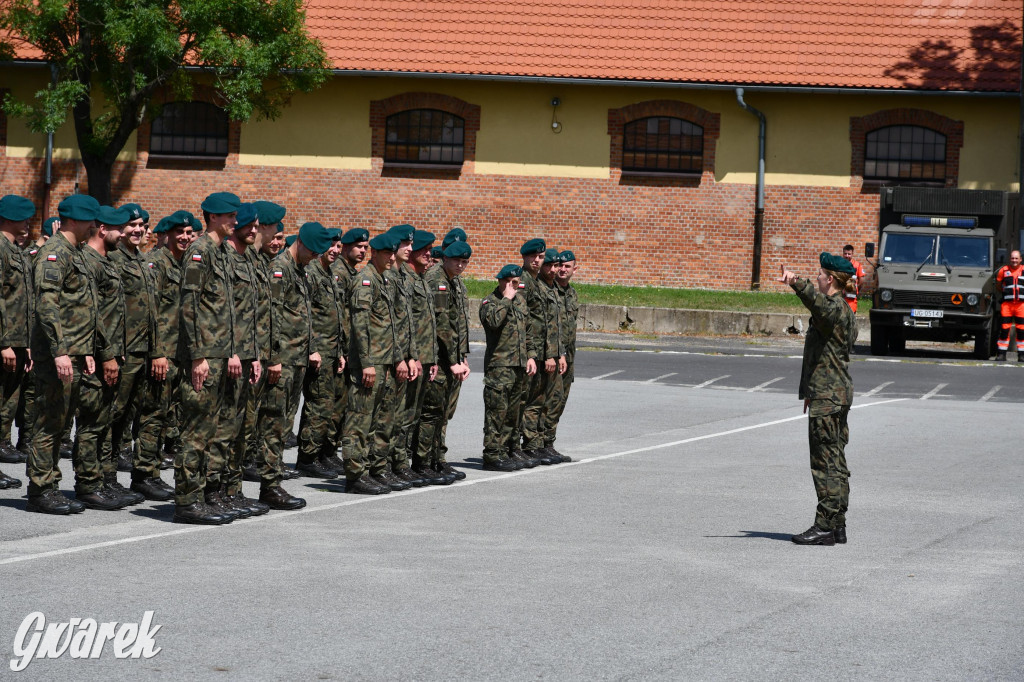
[864,242,875,258]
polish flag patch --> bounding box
[361,279,371,286]
[147,262,155,268]
[29,249,38,256]
[191,254,202,262]
[438,284,447,291]
[518,283,526,289]
[46,254,57,261]
[481,299,489,305]
[273,271,284,278]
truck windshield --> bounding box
[937,236,990,268]
[881,234,935,264]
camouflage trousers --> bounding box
[108,353,146,468]
[342,364,396,481]
[0,348,28,444]
[75,367,118,481]
[28,356,95,497]
[808,407,851,530]
[544,357,574,447]
[415,366,463,466]
[16,365,37,448]
[298,357,346,466]
[396,369,429,469]
[380,370,408,469]
[175,359,229,506]
[134,360,179,481]
[482,366,528,464]
[240,363,267,476]
[261,364,305,490]
[520,367,557,451]
[206,361,251,494]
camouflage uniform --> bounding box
[545,281,579,446]
[479,288,530,464]
[176,233,236,506]
[0,235,33,449]
[327,258,359,450]
[401,262,437,470]
[342,263,399,481]
[29,233,99,497]
[215,241,260,496]
[415,263,469,467]
[107,242,156,476]
[14,245,41,453]
[792,278,858,531]
[136,246,182,482]
[75,245,124,480]
[297,258,346,466]
[520,270,562,451]
[264,248,313,490]
[241,248,273,479]
[381,261,416,470]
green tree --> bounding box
[0,0,329,203]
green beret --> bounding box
[520,238,546,256]
[543,248,560,264]
[153,210,195,234]
[387,223,415,242]
[235,203,258,228]
[820,251,856,276]
[119,203,146,222]
[152,217,171,234]
[252,201,286,226]
[430,246,443,258]
[97,205,131,227]
[496,264,523,280]
[442,228,467,248]
[58,194,101,221]
[369,232,397,252]
[559,250,576,263]
[298,221,333,254]
[412,230,436,251]
[41,217,59,237]
[340,228,369,244]
[285,234,298,247]
[201,192,241,214]
[444,241,472,259]
[0,195,36,222]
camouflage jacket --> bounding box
[180,233,235,361]
[32,232,97,359]
[792,278,857,415]
[146,247,181,361]
[222,241,260,361]
[557,283,579,359]
[80,245,125,362]
[306,258,346,360]
[0,234,33,349]
[332,258,359,354]
[269,249,313,367]
[109,241,155,355]
[405,263,437,365]
[479,288,529,370]
[521,270,561,361]
[252,250,274,360]
[389,261,417,361]
[348,263,399,369]
[427,265,470,367]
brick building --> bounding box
[1,0,1020,289]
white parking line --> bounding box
[861,381,893,397]
[748,377,784,392]
[979,385,1002,402]
[590,369,624,381]
[920,383,948,400]
[694,375,729,388]
[0,398,908,568]
[644,372,678,384]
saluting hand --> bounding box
[777,263,797,286]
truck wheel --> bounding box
[974,324,993,360]
[870,325,889,355]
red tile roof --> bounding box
[308,0,1021,92]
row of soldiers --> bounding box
[0,191,580,525]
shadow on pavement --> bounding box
[703,530,793,541]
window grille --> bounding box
[622,116,703,173]
[385,109,465,165]
[864,125,946,181]
[150,102,229,158]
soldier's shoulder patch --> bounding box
[438,284,447,291]
[273,270,283,278]
[361,279,371,286]
[518,282,526,289]
[481,299,489,305]
[191,254,202,262]
[147,262,155,268]
[46,254,57,261]
[29,249,38,256]
[43,267,59,282]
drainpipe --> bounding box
[40,62,57,221]
[736,88,766,290]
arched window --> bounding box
[622,116,703,173]
[149,101,229,158]
[864,125,946,182]
[385,109,465,166]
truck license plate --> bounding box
[911,309,944,318]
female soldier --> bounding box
[778,253,858,546]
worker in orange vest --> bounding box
[995,249,1024,362]
[842,245,866,313]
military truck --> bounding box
[866,187,1020,358]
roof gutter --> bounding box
[736,88,766,291]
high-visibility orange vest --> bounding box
[845,258,865,302]
[997,265,1024,302]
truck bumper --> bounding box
[869,308,990,331]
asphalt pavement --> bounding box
[0,331,1021,680]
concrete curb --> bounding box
[466,300,872,338]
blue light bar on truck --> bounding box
[902,215,978,228]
